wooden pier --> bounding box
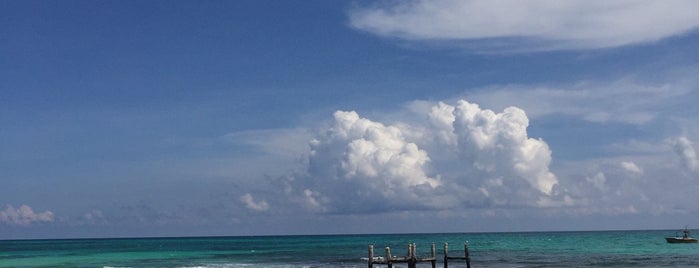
[368,242,470,268]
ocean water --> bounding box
[2,230,699,267]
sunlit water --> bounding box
[2,230,699,267]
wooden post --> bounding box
[408,243,416,268]
[430,243,436,268]
[443,243,449,268]
[368,245,374,268]
[385,247,393,268]
[464,242,471,268]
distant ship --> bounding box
[665,227,698,243]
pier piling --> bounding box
[367,242,455,268]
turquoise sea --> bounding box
[2,230,699,267]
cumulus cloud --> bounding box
[300,110,441,213]
[673,136,698,171]
[257,97,699,218]
[446,100,558,196]
[286,99,562,213]
[0,204,54,226]
[349,0,699,51]
[240,193,270,212]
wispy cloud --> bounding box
[460,76,694,125]
[0,204,54,226]
[223,128,312,158]
[349,0,699,51]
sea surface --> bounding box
[2,230,699,267]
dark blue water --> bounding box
[2,230,699,267]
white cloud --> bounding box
[236,90,699,219]
[673,136,698,172]
[301,110,441,213]
[243,86,698,218]
[284,100,563,213]
[349,0,699,51]
[445,100,558,196]
[0,204,54,226]
[230,93,699,221]
[240,193,270,212]
[621,161,643,175]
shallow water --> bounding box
[2,230,698,267]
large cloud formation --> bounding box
[349,0,699,51]
[289,99,562,213]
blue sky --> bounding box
[3,0,699,239]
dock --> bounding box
[368,242,470,268]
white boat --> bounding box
[666,227,698,243]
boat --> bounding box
[665,227,698,243]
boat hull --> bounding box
[665,237,698,243]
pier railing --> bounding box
[368,242,470,268]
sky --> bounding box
[2,0,699,239]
